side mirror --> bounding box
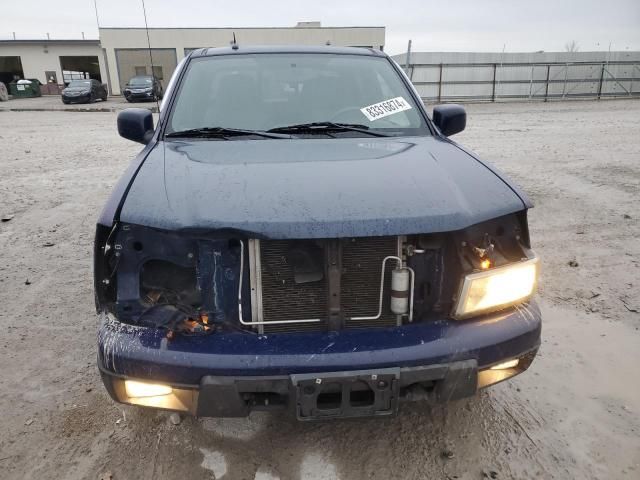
[432,104,466,137]
[118,108,154,144]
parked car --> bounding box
[122,75,163,102]
[61,79,107,104]
[95,46,541,420]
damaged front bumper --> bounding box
[98,301,541,419]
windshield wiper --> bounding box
[165,127,291,139]
[267,122,390,137]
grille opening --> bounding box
[317,383,342,410]
[350,381,375,407]
[243,392,287,408]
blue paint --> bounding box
[98,302,541,384]
[118,136,526,239]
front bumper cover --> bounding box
[98,301,541,418]
[123,91,154,101]
[62,93,91,103]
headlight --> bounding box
[453,256,539,319]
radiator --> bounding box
[252,237,399,333]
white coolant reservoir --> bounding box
[390,267,411,314]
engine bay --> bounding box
[94,211,532,337]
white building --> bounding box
[0,23,385,95]
[0,39,105,93]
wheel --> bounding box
[125,97,132,103]
[101,92,107,101]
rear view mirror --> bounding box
[432,104,466,137]
[118,108,154,144]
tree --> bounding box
[565,41,579,52]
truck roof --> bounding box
[191,45,386,58]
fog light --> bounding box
[125,380,172,398]
[116,378,194,412]
[490,358,519,370]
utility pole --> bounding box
[93,0,101,30]
[404,39,412,76]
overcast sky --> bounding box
[1,0,639,55]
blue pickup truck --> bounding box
[95,45,540,420]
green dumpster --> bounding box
[9,79,42,98]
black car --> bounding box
[61,79,107,104]
[96,46,540,420]
[122,75,163,102]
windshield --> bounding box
[129,76,153,86]
[68,80,91,88]
[167,53,429,137]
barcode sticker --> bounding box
[360,97,412,121]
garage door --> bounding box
[115,48,177,92]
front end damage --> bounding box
[95,211,541,419]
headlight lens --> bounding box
[453,256,539,319]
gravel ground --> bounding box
[0,100,639,480]
[0,95,157,112]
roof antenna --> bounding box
[231,32,239,50]
[141,0,161,113]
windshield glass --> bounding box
[129,76,153,86]
[68,80,91,88]
[167,53,428,137]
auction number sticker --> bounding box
[360,97,412,121]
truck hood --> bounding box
[119,136,527,238]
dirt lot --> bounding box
[0,95,157,113]
[0,100,639,480]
